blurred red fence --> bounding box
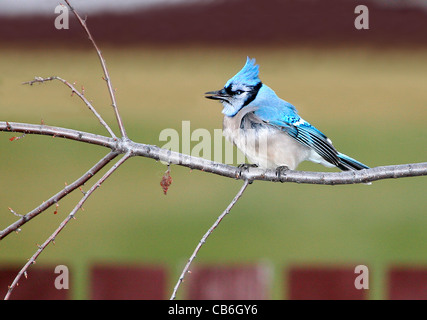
[90,264,166,300]
[186,264,270,300]
[1,263,427,299]
[287,266,366,300]
[1,0,426,47]
[0,266,69,300]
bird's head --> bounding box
[205,57,262,117]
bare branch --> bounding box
[1,121,426,186]
[0,151,118,240]
[4,151,132,300]
[170,179,251,300]
[63,0,127,138]
[23,76,117,139]
[0,121,115,148]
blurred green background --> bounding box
[1,45,426,299]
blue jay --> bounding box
[205,57,369,171]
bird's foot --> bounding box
[275,165,289,181]
[237,163,258,182]
[237,163,258,170]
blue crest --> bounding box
[226,57,261,87]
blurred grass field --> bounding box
[0,45,426,299]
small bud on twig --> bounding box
[53,202,59,215]
[79,186,86,195]
[8,207,23,217]
[9,133,26,142]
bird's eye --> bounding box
[235,90,244,95]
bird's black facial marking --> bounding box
[242,82,262,107]
[225,82,262,99]
[224,85,234,95]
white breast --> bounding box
[222,109,313,170]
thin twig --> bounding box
[0,151,118,240]
[23,76,117,139]
[4,151,132,300]
[64,0,127,138]
[170,179,250,300]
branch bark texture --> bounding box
[2,121,426,186]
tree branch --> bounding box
[2,121,426,189]
[0,121,115,148]
[23,76,117,139]
[3,151,132,300]
[0,151,119,240]
[170,179,251,300]
[64,0,127,138]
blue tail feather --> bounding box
[337,152,369,171]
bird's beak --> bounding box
[205,88,230,102]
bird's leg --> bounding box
[275,165,289,181]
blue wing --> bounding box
[253,101,343,168]
[275,117,342,167]
[246,84,369,170]
[253,103,369,170]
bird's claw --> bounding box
[275,165,289,181]
[237,163,258,170]
[237,163,258,182]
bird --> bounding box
[205,57,369,172]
